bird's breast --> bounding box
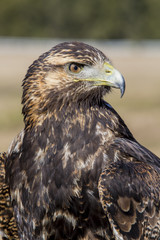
[8,107,114,239]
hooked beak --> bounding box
[74,62,125,97]
[98,62,125,97]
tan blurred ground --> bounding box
[0,39,160,156]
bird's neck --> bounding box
[25,100,101,131]
[22,87,106,131]
[24,98,134,145]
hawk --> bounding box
[1,42,160,239]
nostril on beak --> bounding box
[105,70,112,75]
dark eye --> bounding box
[69,63,82,73]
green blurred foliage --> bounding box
[0,0,160,39]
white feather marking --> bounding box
[114,151,119,162]
[62,143,71,169]
[87,189,94,197]
[53,210,77,229]
[0,230,7,237]
[7,130,24,156]
[96,123,110,144]
[112,225,124,240]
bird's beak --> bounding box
[74,62,125,97]
[96,62,125,97]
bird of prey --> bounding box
[1,42,160,239]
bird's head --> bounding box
[22,42,125,128]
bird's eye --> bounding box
[69,63,82,74]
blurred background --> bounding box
[0,0,160,156]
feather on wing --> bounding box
[99,138,160,240]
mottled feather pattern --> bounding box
[0,153,19,239]
[0,41,159,239]
[99,161,160,239]
[7,104,119,239]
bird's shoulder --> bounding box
[99,137,160,239]
[94,100,135,140]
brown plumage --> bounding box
[0,42,160,239]
[0,153,19,239]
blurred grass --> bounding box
[0,38,160,156]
